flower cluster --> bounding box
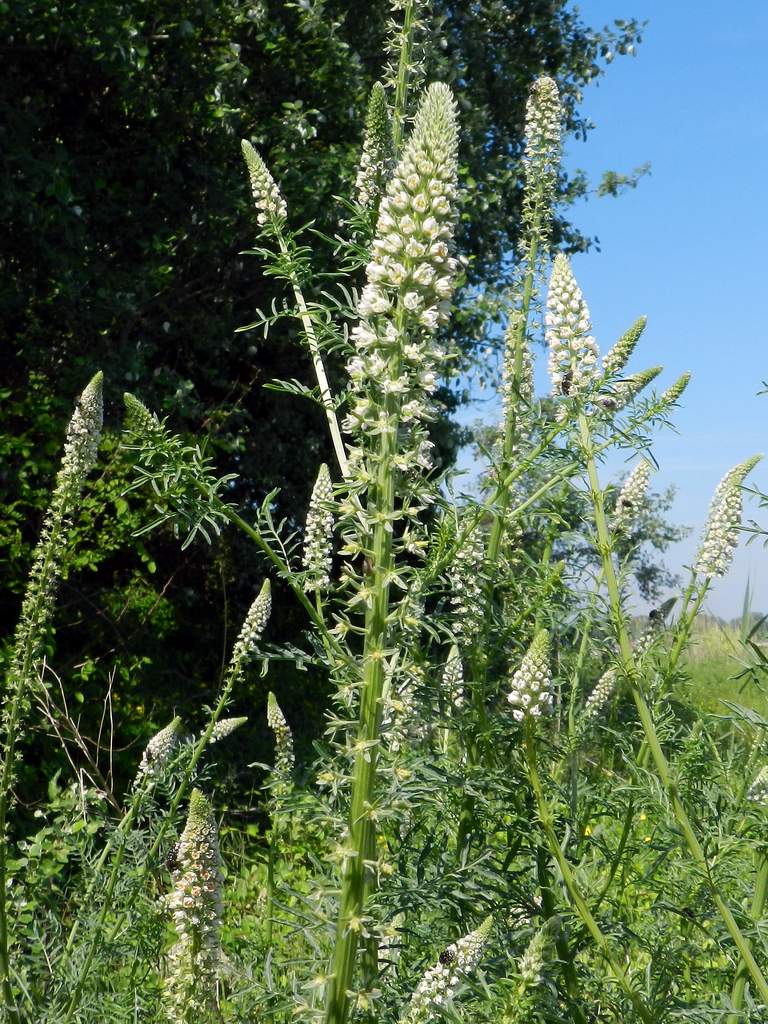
[303,463,335,591]
[507,631,552,722]
[583,669,616,723]
[355,81,391,211]
[230,580,271,669]
[658,371,692,412]
[267,691,295,779]
[401,916,493,1024]
[163,789,223,1022]
[520,76,562,252]
[602,315,647,376]
[135,716,182,783]
[448,523,486,649]
[344,82,459,452]
[748,766,768,806]
[5,372,103,753]
[442,644,465,709]
[695,456,761,579]
[546,255,599,398]
[209,717,247,745]
[612,459,651,530]
[605,364,663,413]
[241,139,287,226]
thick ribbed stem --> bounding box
[324,315,404,1024]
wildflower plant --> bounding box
[5,9,768,1024]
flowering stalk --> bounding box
[61,581,271,1023]
[356,81,392,214]
[325,81,460,1024]
[695,457,762,579]
[399,916,493,1024]
[487,76,562,569]
[611,458,652,531]
[0,371,103,1020]
[163,789,223,1023]
[576,407,768,1003]
[303,463,335,592]
[135,716,183,783]
[240,142,350,481]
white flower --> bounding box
[546,255,600,397]
[163,789,223,1021]
[135,716,183,783]
[583,669,616,722]
[401,916,493,1024]
[448,522,486,648]
[209,717,247,744]
[355,81,391,210]
[507,631,552,721]
[230,580,271,669]
[748,766,768,805]
[267,691,295,780]
[612,459,652,530]
[695,456,762,579]
[303,463,335,591]
[241,140,287,224]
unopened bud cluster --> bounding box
[400,916,493,1024]
[355,81,391,211]
[442,645,465,708]
[518,926,549,988]
[546,255,599,398]
[520,76,561,252]
[241,140,287,226]
[507,631,552,722]
[695,456,761,579]
[602,315,646,376]
[163,789,223,1021]
[303,463,335,591]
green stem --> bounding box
[0,505,71,1023]
[324,312,404,1024]
[727,848,768,1023]
[577,411,768,1004]
[524,729,653,1023]
[277,234,350,481]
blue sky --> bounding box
[459,1,768,619]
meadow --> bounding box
[4,3,768,1023]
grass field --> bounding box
[678,621,768,721]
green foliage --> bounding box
[10,12,768,1024]
[1,0,646,787]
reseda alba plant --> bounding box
[3,1,768,1022]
